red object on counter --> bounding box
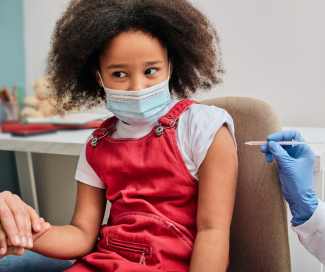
[1,120,104,134]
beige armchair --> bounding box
[201,97,291,272]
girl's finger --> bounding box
[13,246,25,256]
[5,246,25,257]
[0,245,25,259]
[0,224,8,255]
[4,195,29,247]
[26,205,41,233]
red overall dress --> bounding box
[66,100,229,271]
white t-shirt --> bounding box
[75,98,236,189]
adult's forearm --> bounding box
[292,200,325,265]
[189,228,229,272]
[31,225,96,260]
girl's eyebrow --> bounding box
[107,60,163,69]
[144,60,162,66]
[107,64,127,69]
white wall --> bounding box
[24,0,325,127]
[23,0,325,213]
[191,0,325,128]
[24,0,70,96]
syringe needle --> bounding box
[245,141,324,146]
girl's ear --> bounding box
[169,58,174,79]
[91,67,103,87]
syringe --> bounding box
[245,140,324,146]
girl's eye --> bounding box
[113,71,127,78]
[144,68,158,75]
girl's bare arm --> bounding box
[30,182,107,260]
[189,124,238,272]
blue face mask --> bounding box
[98,63,171,126]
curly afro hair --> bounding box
[47,0,224,113]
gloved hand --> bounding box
[260,130,318,226]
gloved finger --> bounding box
[0,224,8,255]
[260,146,274,162]
[267,141,290,162]
[267,130,306,142]
[260,145,269,154]
[265,152,274,162]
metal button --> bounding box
[91,138,99,147]
[155,126,164,137]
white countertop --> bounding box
[1,126,325,170]
[0,128,94,156]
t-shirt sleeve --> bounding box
[186,103,236,171]
[75,135,107,189]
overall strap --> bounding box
[100,116,118,129]
[92,116,117,138]
[158,99,199,127]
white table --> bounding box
[0,129,94,214]
[0,126,325,271]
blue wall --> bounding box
[0,0,24,195]
[0,0,25,89]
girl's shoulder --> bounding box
[170,98,232,118]
[174,99,236,171]
[176,99,236,149]
[175,99,234,127]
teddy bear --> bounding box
[20,76,56,118]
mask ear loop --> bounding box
[97,70,107,92]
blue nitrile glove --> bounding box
[260,130,318,226]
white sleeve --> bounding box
[75,135,107,189]
[188,104,236,170]
[292,200,325,265]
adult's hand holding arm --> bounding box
[0,191,42,254]
[0,218,50,259]
[29,182,107,260]
[260,130,318,225]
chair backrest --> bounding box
[201,97,291,272]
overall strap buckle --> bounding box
[155,99,199,137]
[155,116,176,137]
[90,116,118,147]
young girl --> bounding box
[3,0,238,271]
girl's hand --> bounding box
[0,218,50,259]
[0,191,42,249]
